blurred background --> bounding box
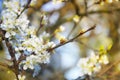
[0,0,120,80]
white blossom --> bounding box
[4,0,21,13]
[20,34,55,70]
[21,34,55,53]
[18,74,26,80]
[1,9,17,30]
[37,51,51,64]
[22,55,37,70]
[77,52,109,76]
[0,0,56,73]
[5,31,16,38]
[15,13,30,31]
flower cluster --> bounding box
[1,0,29,38]
[0,0,55,75]
[20,35,55,70]
[77,52,109,76]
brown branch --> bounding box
[5,39,19,80]
[71,0,80,15]
[16,0,32,19]
[0,29,19,80]
[67,16,83,39]
[17,53,26,65]
[0,62,10,68]
[48,7,120,40]
[71,0,118,17]
[84,0,88,16]
[48,25,96,51]
[67,22,77,39]
[88,0,102,8]
[78,8,120,17]
[98,59,120,76]
[36,15,44,36]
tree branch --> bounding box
[98,59,120,76]
[78,8,120,17]
[0,29,19,80]
[36,15,44,36]
[16,0,32,19]
[48,25,96,51]
[0,62,10,68]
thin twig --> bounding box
[78,8,120,17]
[67,22,77,39]
[16,0,32,19]
[88,0,102,8]
[98,59,120,76]
[67,16,83,39]
[17,53,26,64]
[84,0,88,16]
[48,25,96,51]
[36,16,44,36]
[0,62,9,68]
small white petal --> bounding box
[5,32,11,38]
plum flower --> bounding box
[22,55,37,70]
[18,74,26,80]
[77,52,109,76]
